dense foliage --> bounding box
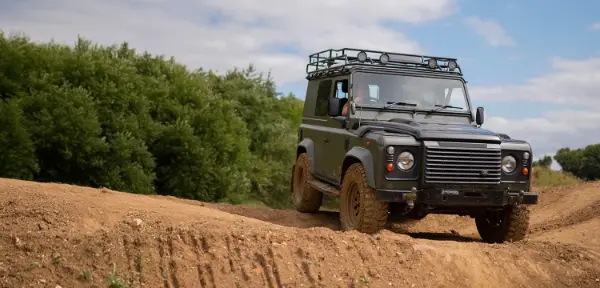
[0,32,303,208]
[553,145,600,181]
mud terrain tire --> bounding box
[339,163,389,234]
[475,204,531,243]
[291,153,323,213]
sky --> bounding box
[1,0,599,169]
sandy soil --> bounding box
[1,178,600,288]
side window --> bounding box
[334,80,348,99]
[315,80,332,116]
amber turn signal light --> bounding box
[386,163,394,172]
[522,167,529,176]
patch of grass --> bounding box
[358,274,371,288]
[27,262,42,271]
[532,166,582,189]
[236,199,269,208]
[51,253,61,265]
[81,270,91,282]
[107,263,127,288]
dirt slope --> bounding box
[1,179,600,288]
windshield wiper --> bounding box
[428,104,464,113]
[384,101,418,109]
[372,101,417,121]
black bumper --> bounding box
[376,188,538,207]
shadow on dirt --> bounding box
[407,232,482,243]
[210,204,482,243]
[208,203,342,230]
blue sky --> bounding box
[1,0,600,168]
[279,0,600,119]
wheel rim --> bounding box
[344,182,361,227]
[484,210,503,228]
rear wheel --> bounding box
[475,204,530,243]
[291,153,323,213]
[339,163,388,234]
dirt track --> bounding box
[1,179,600,287]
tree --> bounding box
[532,155,553,167]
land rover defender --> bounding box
[290,48,538,243]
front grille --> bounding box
[424,143,502,185]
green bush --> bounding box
[0,31,303,208]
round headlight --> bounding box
[386,146,395,155]
[502,155,517,173]
[397,151,415,171]
[523,152,530,160]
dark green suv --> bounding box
[291,48,538,243]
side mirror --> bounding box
[350,102,356,114]
[328,98,342,117]
[476,107,484,125]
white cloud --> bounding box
[464,17,516,47]
[469,57,600,106]
[590,22,600,30]
[467,55,600,163]
[0,0,458,86]
[484,109,600,169]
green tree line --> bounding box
[533,144,600,181]
[0,32,304,208]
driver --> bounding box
[341,84,368,117]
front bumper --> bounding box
[376,188,538,207]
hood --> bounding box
[355,119,502,142]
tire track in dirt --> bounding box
[122,234,144,286]
[157,235,170,288]
[190,234,216,288]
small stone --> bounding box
[55,285,62,288]
[133,218,143,227]
[12,236,22,248]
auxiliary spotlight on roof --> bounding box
[379,53,389,65]
[305,48,463,79]
[427,58,437,69]
[448,60,457,71]
[357,51,367,62]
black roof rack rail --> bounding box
[305,48,463,78]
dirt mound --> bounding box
[1,179,600,287]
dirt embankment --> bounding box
[1,179,600,288]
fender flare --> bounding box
[297,138,315,174]
[341,146,376,188]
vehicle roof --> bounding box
[305,48,464,81]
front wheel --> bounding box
[339,163,389,234]
[475,204,531,243]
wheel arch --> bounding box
[297,138,315,174]
[341,147,376,188]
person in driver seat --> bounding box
[342,84,369,117]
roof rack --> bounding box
[306,48,463,78]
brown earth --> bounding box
[1,178,600,288]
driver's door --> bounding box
[323,78,351,184]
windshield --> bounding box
[352,72,470,112]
